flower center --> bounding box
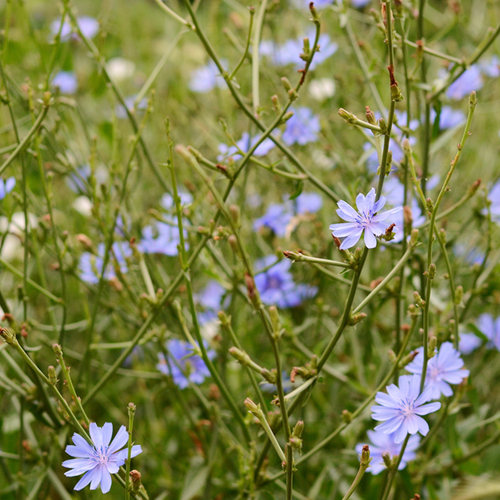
[399,398,415,417]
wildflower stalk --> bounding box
[420,92,476,392]
[228,8,254,81]
[282,251,352,269]
[152,0,192,28]
[341,445,370,500]
[402,39,463,64]
[44,2,69,91]
[125,403,136,500]
[379,434,411,500]
[312,263,372,292]
[252,1,266,112]
[167,124,252,444]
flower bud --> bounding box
[244,398,262,418]
[281,77,292,92]
[382,451,392,469]
[228,234,239,256]
[309,2,321,21]
[469,91,477,110]
[218,310,231,327]
[269,305,281,340]
[48,366,58,385]
[130,470,142,491]
[468,179,481,196]
[425,198,434,214]
[365,106,377,125]
[128,402,136,416]
[271,94,281,113]
[229,205,241,228]
[413,291,426,308]
[76,234,93,250]
[292,420,304,438]
[428,336,437,358]
[0,327,17,346]
[410,228,419,246]
[280,111,294,124]
[455,285,464,305]
[360,444,371,466]
[52,343,63,359]
[349,312,367,326]
[342,409,352,423]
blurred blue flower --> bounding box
[66,165,91,194]
[406,342,469,399]
[253,192,323,237]
[364,137,416,173]
[161,192,193,210]
[260,32,337,71]
[116,96,147,119]
[479,55,500,78]
[478,313,500,350]
[454,243,484,265]
[79,242,131,284]
[485,180,500,224]
[254,255,317,308]
[50,16,99,42]
[459,333,482,355]
[371,374,441,444]
[138,221,188,256]
[292,0,334,7]
[52,71,78,94]
[351,0,371,7]
[394,110,419,131]
[355,430,419,475]
[63,422,141,493]
[430,106,466,130]
[195,280,227,325]
[260,371,294,393]
[0,177,16,200]
[330,188,402,249]
[157,339,215,389]
[189,60,227,93]
[445,65,483,100]
[282,107,320,146]
[218,131,276,161]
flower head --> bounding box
[52,71,78,94]
[355,430,420,475]
[195,281,228,325]
[254,255,317,308]
[157,339,215,389]
[430,106,466,130]
[161,192,193,211]
[116,96,147,119]
[0,177,16,200]
[218,131,276,162]
[63,422,142,493]
[282,107,320,146]
[330,188,402,250]
[79,242,131,284]
[477,313,500,350]
[371,374,441,443]
[459,333,482,355]
[50,16,99,42]
[405,342,469,399]
[445,65,483,100]
[479,55,500,78]
[189,60,227,93]
[138,221,188,256]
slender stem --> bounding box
[283,252,352,269]
[341,452,369,500]
[125,404,136,500]
[252,0,268,113]
[402,38,463,64]
[286,445,293,500]
[379,434,411,500]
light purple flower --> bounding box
[282,107,320,146]
[405,342,469,399]
[394,110,419,131]
[485,180,500,224]
[454,243,484,265]
[446,65,483,100]
[52,71,78,94]
[195,281,228,325]
[50,16,99,42]
[479,55,500,78]
[157,339,215,389]
[0,177,16,200]
[79,242,131,284]
[430,106,466,130]
[218,131,276,162]
[477,313,500,350]
[329,188,402,250]
[371,374,441,443]
[459,333,482,355]
[161,192,193,210]
[351,0,371,7]
[63,422,142,493]
[116,96,147,119]
[294,192,323,214]
[254,255,317,308]
[66,165,91,194]
[138,221,188,256]
[355,430,420,475]
[189,60,227,93]
[364,137,416,173]
[253,204,293,237]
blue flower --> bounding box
[364,137,416,173]
[355,430,420,475]
[405,342,469,399]
[454,243,484,265]
[477,313,500,350]
[330,188,402,250]
[161,192,193,210]
[66,165,91,194]
[479,55,500,78]
[371,374,441,444]
[157,339,215,389]
[260,371,294,393]
[50,16,99,42]
[445,65,483,100]
[52,71,78,94]
[485,180,500,224]
[254,255,317,308]
[282,107,320,146]
[189,60,228,93]
[459,333,482,355]
[79,242,131,284]
[0,177,16,200]
[63,422,142,493]
[394,110,420,131]
[253,204,293,237]
[260,32,337,71]
[218,131,276,162]
[116,96,147,119]
[138,221,188,256]
[294,192,323,214]
[430,106,466,130]
[351,0,371,7]
[195,281,228,325]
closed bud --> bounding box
[468,179,481,196]
[43,91,52,107]
[174,144,193,162]
[52,343,63,359]
[76,234,93,250]
[428,336,437,358]
[388,349,397,363]
[360,444,371,466]
[288,88,299,101]
[399,349,419,369]
[129,470,142,491]
[309,2,321,20]
[469,91,477,110]
[218,310,231,326]
[382,451,392,469]
[228,235,239,256]
[128,402,136,416]
[48,366,58,385]
[186,145,203,159]
[229,346,249,364]
[342,409,352,423]
[0,327,17,346]
[425,198,434,214]
[413,291,425,307]
[439,228,446,243]
[349,312,367,325]
[269,305,281,339]
[292,420,304,438]
[244,398,262,418]
[281,111,294,124]
[365,106,376,125]
[426,263,436,280]
[281,77,292,92]
[455,285,464,305]
[410,228,419,246]
[271,94,281,113]
[378,117,387,134]
[338,108,357,124]
[229,204,241,228]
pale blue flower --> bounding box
[454,243,484,265]
[195,281,228,325]
[157,339,215,389]
[371,374,441,443]
[294,192,323,214]
[485,180,500,224]
[430,106,466,130]
[79,242,131,284]
[217,131,276,162]
[116,96,147,119]
[394,110,419,131]
[355,430,420,475]
[138,221,188,256]
[330,188,402,250]
[479,55,500,78]
[446,65,483,100]
[189,60,227,93]
[161,192,193,210]
[459,333,482,355]
[477,313,500,350]
[405,342,469,399]
[52,71,78,94]
[254,255,317,308]
[0,177,16,200]
[282,107,320,146]
[50,16,99,42]
[66,165,91,194]
[63,422,142,493]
